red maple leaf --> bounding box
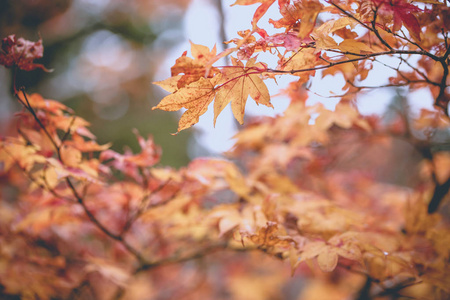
[0,35,51,71]
[372,0,422,40]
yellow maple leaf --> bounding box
[170,42,218,88]
[0,137,45,173]
[244,221,295,249]
[60,144,82,168]
[314,17,356,39]
[297,0,323,39]
[280,48,319,73]
[153,77,216,132]
[338,39,374,54]
[153,75,183,93]
[296,233,362,272]
[215,57,272,125]
[313,17,357,51]
[315,103,371,131]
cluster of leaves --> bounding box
[1,0,450,299]
[154,0,450,132]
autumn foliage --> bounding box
[1,0,450,299]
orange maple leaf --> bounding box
[153,77,216,132]
[268,0,322,38]
[232,0,278,29]
[243,221,295,249]
[297,234,362,272]
[215,57,272,125]
[171,42,218,88]
[296,0,323,39]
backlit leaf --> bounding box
[153,77,216,132]
[215,57,272,125]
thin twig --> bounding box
[120,179,175,235]
[328,1,371,31]
[371,8,393,51]
[267,50,436,75]
[60,116,76,145]
[398,57,439,86]
[17,89,61,156]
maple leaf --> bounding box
[336,40,375,54]
[155,57,272,131]
[231,30,258,60]
[170,42,218,88]
[0,137,46,173]
[269,0,322,39]
[315,103,371,131]
[261,32,315,51]
[296,234,362,272]
[100,130,161,171]
[209,205,242,237]
[153,77,216,132]
[215,57,272,125]
[371,0,422,40]
[296,0,323,39]
[65,133,111,152]
[0,35,51,71]
[232,0,277,29]
[17,93,72,115]
[60,144,82,168]
[243,221,295,249]
[269,0,302,30]
[279,48,321,74]
[314,17,357,40]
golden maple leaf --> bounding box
[215,57,272,125]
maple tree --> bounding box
[1,0,450,299]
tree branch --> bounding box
[266,50,437,75]
[371,8,393,51]
[435,57,449,115]
[328,1,371,31]
[428,174,450,213]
